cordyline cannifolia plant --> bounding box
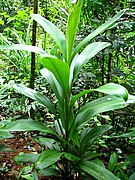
[0,0,135,179]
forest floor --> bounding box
[0,132,47,180]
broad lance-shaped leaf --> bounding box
[94,83,128,101]
[80,125,112,145]
[69,42,110,88]
[79,125,112,154]
[40,68,63,103]
[12,83,57,116]
[31,14,67,61]
[40,57,70,94]
[0,119,55,133]
[40,68,65,127]
[66,0,82,64]
[70,83,130,107]
[36,149,64,170]
[14,153,38,163]
[80,160,120,180]
[76,95,126,128]
[0,44,46,56]
[72,9,126,59]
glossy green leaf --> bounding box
[0,44,46,56]
[70,42,110,87]
[72,10,126,59]
[0,119,53,133]
[40,68,63,103]
[108,152,117,172]
[76,95,126,128]
[66,0,82,64]
[31,14,66,60]
[36,150,64,170]
[80,160,119,180]
[39,168,59,176]
[12,83,57,116]
[64,153,80,161]
[0,131,14,140]
[14,153,38,163]
[40,57,70,93]
[94,83,128,101]
[20,166,33,175]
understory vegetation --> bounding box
[0,0,135,179]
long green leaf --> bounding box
[80,160,119,180]
[0,44,46,56]
[0,131,14,140]
[66,0,82,64]
[12,83,57,116]
[80,125,112,144]
[36,149,64,170]
[31,14,67,60]
[69,42,110,87]
[80,125,111,153]
[94,83,128,101]
[71,83,133,107]
[40,68,63,102]
[14,153,38,163]
[72,9,126,59]
[0,119,53,133]
[75,95,126,128]
[40,57,70,94]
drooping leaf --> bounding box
[94,83,128,101]
[72,10,126,59]
[36,150,64,170]
[69,42,110,87]
[31,14,67,60]
[80,160,119,180]
[40,57,70,94]
[71,83,129,107]
[0,44,46,56]
[14,153,38,163]
[66,0,82,64]
[12,83,57,116]
[0,119,54,133]
[76,95,126,128]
